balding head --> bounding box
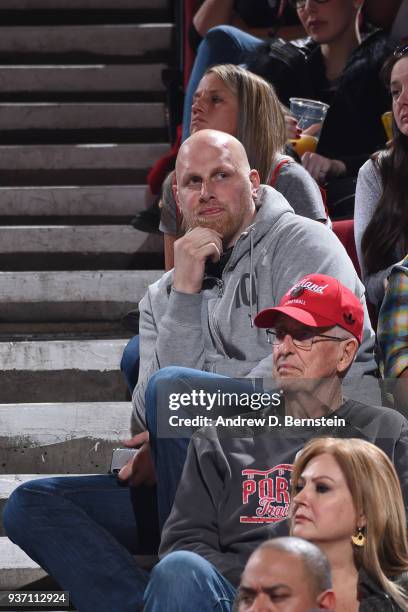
[173,129,259,247]
[176,129,251,179]
[235,537,335,611]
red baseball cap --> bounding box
[254,274,364,343]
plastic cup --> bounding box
[382,111,393,141]
[289,97,329,137]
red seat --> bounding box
[332,219,361,278]
[332,219,378,328]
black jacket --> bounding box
[247,30,393,176]
[358,569,408,611]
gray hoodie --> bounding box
[133,185,376,430]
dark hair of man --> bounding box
[257,536,332,595]
[361,52,408,276]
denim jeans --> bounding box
[3,367,248,611]
[144,551,236,612]
[120,334,140,394]
[182,25,263,141]
[3,475,149,612]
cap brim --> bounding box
[254,306,338,329]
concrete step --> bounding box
[0,24,173,58]
[0,269,162,320]
[0,102,166,130]
[0,401,132,473]
[0,185,146,217]
[0,0,167,9]
[0,225,163,269]
[0,143,168,172]
[0,538,47,590]
[0,64,166,94]
[0,339,132,402]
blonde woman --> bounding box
[291,437,408,611]
[160,63,327,269]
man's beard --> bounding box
[183,196,252,245]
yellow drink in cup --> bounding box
[289,135,318,156]
[382,111,393,141]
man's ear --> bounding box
[316,589,336,610]
[172,183,181,213]
[249,169,260,198]
[337,338,359,375]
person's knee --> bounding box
[149,551,207,588]
[206,24,242,49]
[3,479,51,541]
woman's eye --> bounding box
[316,483,329,493]
[211,95,222,103]
[391,88,401,99]
[293,484,304,494]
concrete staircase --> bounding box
[0,0,173,593]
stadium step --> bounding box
[0,185,147,218]
[0,0,172,590]
[0,64,166,97]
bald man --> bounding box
[234,538,335,612]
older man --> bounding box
[234,538,335,612]
[143,274,408,612]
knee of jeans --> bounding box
[206,24,241,48]
[149,551,206,587]
[120,335,140,372]
[3,479,48,541]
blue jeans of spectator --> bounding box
[182,25,263,141]
[3,475,150,612]
[144,551,236,611]
[120,334,140,394]
[4,368,248,610]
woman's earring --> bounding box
[351,526,365,547]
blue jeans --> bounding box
[120,334,140,394]
[182,25,263,141]
[3,475,149,612]
[3,368,249,610]
[144,551,236,611]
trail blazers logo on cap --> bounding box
[289,286,305,299]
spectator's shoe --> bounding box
[131,207,161,234]
[121,309,140,333]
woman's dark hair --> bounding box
[361,52,408,276]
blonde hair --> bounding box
[204,64,287,183]
[291,438,408,608]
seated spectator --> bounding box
[139,274,408,611]
[160,64,328,270]
[182,0,392,216]
[377,254,408,408]
[291,437,408,609]
[234,537,335,611]
[355,45,408,307]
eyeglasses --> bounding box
[289,0,330,10]
[266,328,345,351]
[394,43,408,58]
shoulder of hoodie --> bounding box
[340,397,408,432]
[255,184,334,244]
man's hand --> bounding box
[173,227,222,294]
[117,431,157,487]
[301,152,346,184]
